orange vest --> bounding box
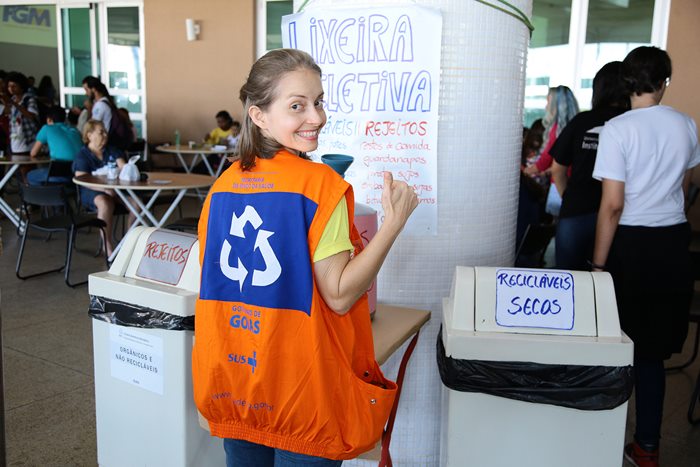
[193,150,396,460]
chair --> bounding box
[686,310,700,424]
[43,160,74,185]
[667,251,700,372]
[514,222,556,268]
[674,250,700,424]
[686,182,700,214]
[16,184,107,287]
[43,159,77,201]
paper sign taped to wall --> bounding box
[283,5,442,235]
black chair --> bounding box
[16,184,107,287]
[43,160,74,184]
[686,182,700,214]
[667,251,700,372]
[514,222,556,268]
[666,300,700,373]
[676,251,700,424]
[43,159,77,201]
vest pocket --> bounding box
[337,361,397,455]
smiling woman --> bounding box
[192,48,418,466]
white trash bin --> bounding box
[89,226,224,467]
[439,266,634,467]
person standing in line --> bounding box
[193,49,418,466]
[523,85,579,216]
[2,71,39,157]
[551,61,629,270]
[592,46,700,467]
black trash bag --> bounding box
[437,325,633,411]
[88,295,194,331]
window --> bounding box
[524,0,669,127]
[256,0,293,57]
[57,2,145,138]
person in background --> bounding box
[204,110,235,144]
[592,46,700,467]
[37,75,57,106]
[225,120,242,149]
[0,70,9,155]
[26,76,38,97]
[516,118,546,258]
[2,72,39,157]
[550,62,629,270]
[36,75,58,125]
[28,106,83,185]
[69,77,98,134]
[72,120,126,256]
[82,76,113,131]
[523,85,579,216]
[118,107,138,142]
[193,49,417,466]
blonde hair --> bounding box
[82,119,106,144]
[238,49,322,171]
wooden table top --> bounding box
[372,304,431,365]
[0,156,50,165]
[156,144,235,155]
[73,172,215,191]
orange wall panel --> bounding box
[664,0,700,126]
[144,0,255,143]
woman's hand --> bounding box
[380,172,418,233]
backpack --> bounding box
[107,102,135,151]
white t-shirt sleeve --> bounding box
[92,99,112,131]
[26,97,38,116]
[686,118,700,169]
[592,123,626,182]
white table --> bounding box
[73,172,214,261]
[0,156,49,228]
[155,144,236,178]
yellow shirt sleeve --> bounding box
[313,197,354,262]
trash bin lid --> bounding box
[442,266,632,367]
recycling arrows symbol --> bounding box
[219,205,281,291]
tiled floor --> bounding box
[0,191,699,466]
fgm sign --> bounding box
[283,6,442,235]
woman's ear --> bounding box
[248,105,267,130]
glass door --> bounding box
[57,1,145,137]
[102,4,145,137]
[57,3,99,111]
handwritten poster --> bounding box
[110,326,164,395]
[495,269,575,331]
[283,5,442,235]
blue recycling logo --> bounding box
[200,192,317,316]
[219,205,281,291]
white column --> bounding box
[296,1,532,464]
